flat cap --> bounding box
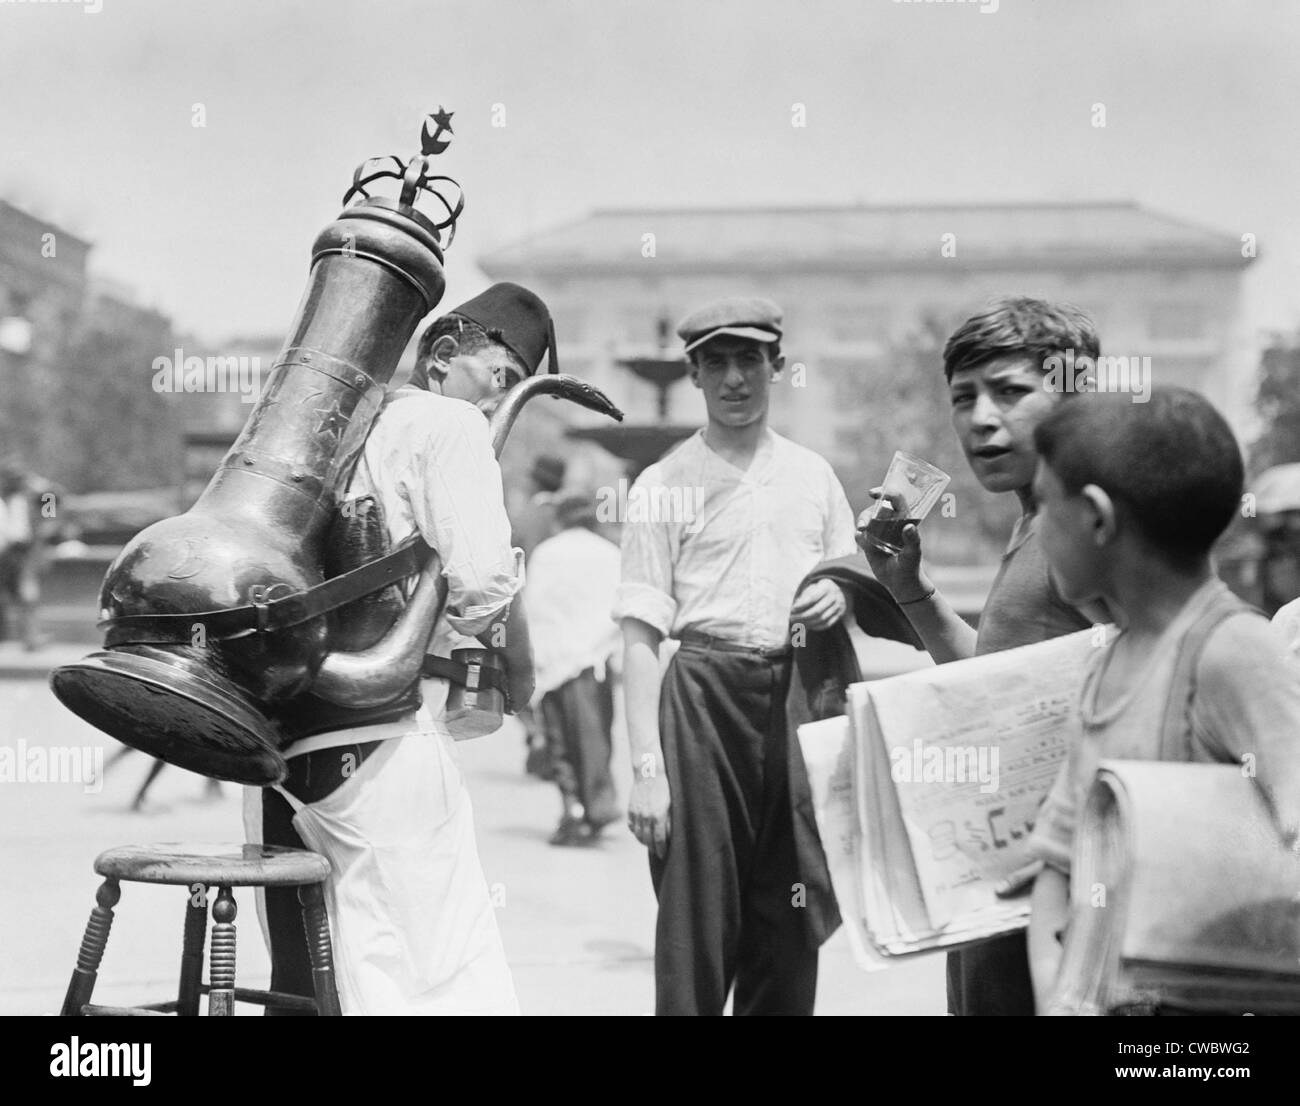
[676,296,783,355]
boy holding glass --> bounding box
[860,296,1102,1016]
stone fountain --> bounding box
[566,317,696,478]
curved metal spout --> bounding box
[488,372,624,454]
[310,374,623,708]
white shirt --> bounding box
[291,385,521,756]
[525,526,622,698]
[1274,597,1300,659]
[612,427,857,651]
[0,492,31,547]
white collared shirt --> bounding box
[350,385,521,641]
[289,386,521,757]
[612,427,856,651]
[1275,597,1300,659]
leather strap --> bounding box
[420,654,507,694]
[103,535,432,645]
[1157,596,1255,761]
[677,630,793,659]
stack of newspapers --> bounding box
[798,629,1097,967]
[1050,760,1300,1014]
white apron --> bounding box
[244,731,518,1015]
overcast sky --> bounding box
[2,0,1297,345]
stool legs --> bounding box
[177,885,208,1016]
[62,866,335,1016]
[207,885,237,1017]
[60,877,120,1016]
[299,881,342,1016]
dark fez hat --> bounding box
[450,282,559,375]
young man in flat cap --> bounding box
[247,282,554,1015]
[614,296,858,1015]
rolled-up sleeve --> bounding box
[612,471,677,637]
[405,404,520,637]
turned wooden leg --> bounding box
[207,885,237,1017]
[177,885,208,1016]
[299,881,342,1016]
[60,877,120,1016]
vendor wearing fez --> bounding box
[615,295,857,1015]
[246,281,555,1015]
[411,280,559,414]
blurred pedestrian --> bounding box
[102,745,223,811]
[515,454,568,779]
[525,490,622,845]
[0,464,50,651]
[1254,463,1300,616]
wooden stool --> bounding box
[61,843,341,1017]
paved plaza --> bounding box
[0,641,943,1016]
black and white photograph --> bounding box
[2,0,1299,1064]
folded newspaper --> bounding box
[1050,761,1300,1015]
[798,628,1097,966]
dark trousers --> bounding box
[258,741,381,1015]
[650,644,817,1016]
[946,930,1035,1016]
[261,785,315,1015]
[539,667,619,827]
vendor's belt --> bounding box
[676,630,793,660]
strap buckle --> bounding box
[248,585,276,633]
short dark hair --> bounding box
[412,312,520,387]
[1034,387,1243,567]
[943,297,1100,383]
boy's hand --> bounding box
[503,662,534,716]
[994,859,1042,898]
[857,490,931,603]
[790,579,848,632]
[628,773,671,859]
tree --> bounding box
[1248,331,1300,475]
[50,298,184,492]
[832,312,1017,565]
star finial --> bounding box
[422,108,455,156]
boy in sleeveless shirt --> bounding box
[1025,388,1300,1012]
